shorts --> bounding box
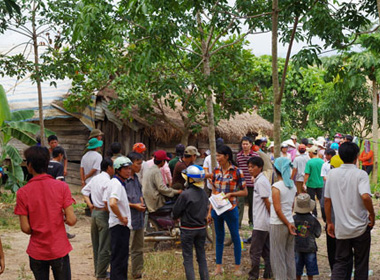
[295,252,319,276]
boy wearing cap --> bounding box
[293,193,321,280]
[173,165,209,280]
[291,144,310,194]
[80,138,103,187]
[103,157,133,280]
[303,146,324,217]
[142,150,182,212]
[172,146,200,190]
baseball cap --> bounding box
[345,134,353,142]
[298,144,306,151]
[184,146,200,156]
[154,150,171,161]
[307,146,318,154]
[290,135,297,140]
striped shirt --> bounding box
[211,165,246,208]
[236,150,259,188]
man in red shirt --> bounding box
[236,136,259,228]
[14,146,77,280]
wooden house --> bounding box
[4,78,273,191]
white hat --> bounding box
[284,139,296,148]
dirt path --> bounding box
[2,196,380,279]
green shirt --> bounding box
[169,156,180,175]
[305,157,324,188]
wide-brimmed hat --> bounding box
[294,193,315,214]
[88,129,104,139]
[88,138,103,149]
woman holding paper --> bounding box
[206,145,247,276]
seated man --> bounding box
[142,150,182,212]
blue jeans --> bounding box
[180,228,209,280]
[295,252,319,276]
[110,225,130,280]
[211,207,241,265]
[29,254,71,280]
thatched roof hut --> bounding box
[134,109,273,144]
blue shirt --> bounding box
[125,174,144,230]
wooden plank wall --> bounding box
[8,117,89,190]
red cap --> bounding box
[298,144,306,151]
[133,143,146,153]
[154,150,170,161]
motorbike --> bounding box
[144,204,213,244]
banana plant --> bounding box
[0,85,54,192]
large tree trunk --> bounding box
[204,58,217,170]
[372,80,378,184]
[272,0,280,158]
[32,2,45,146]
[180,130,190,146]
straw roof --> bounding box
[130,106,273,143]
[98,88,273,143]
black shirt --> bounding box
[47,160,64,181]
[172,184,209,229]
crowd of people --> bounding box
[2,129,375,280]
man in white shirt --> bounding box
[82,158,114,280]
[291,144,309,194]
[104,157,133,280]
[80,138,103,187]
[247,157,272,280]
[325,142,375,280]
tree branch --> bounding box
[2,41,32,56]
[210,26,255,56]
[7,27,32,38]
[208,15,238,53]
[154,98,185,133]
[221,10,273,20]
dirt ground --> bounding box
[2,194,380,280]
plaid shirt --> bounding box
[211,165,246,208]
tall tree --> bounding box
[323,33,380,183]
[50,0,276,168]
[0,0,65,146]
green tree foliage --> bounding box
[0,0,68,146]
[0,85,54,192]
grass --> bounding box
[0,190,19,231]
[17,263,33,280]
[142,249,248,280]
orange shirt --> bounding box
[358,150,373,166]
